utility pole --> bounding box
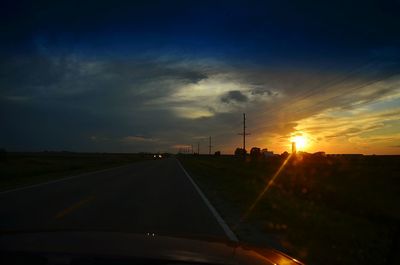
[197,142,200,155]
[208,136,212,155]
[238,113,250,156]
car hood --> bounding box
[0,231,304,265]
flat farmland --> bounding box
[0,152,151,191]
[179,154,400,265]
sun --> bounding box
[292,135,308,150]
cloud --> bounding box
[221,90,248,103]
[250,87,276,96]
[292,103,400,154]
[1,50,400,154]
[121,136,159,143]
[172,144,192,149]
[171,107,214,119]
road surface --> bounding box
[0,158,230,240]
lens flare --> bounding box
[234,153,292,229]
[291,135,307,150]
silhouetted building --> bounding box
[261,148,274,157]
[250,147,261,156]
[313,151,326,157]
[234,148,247,157]
[281,151,290,159]
[297,151,312,158]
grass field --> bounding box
[179,154,400,265]
[0,152,150,191]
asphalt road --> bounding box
[0,158,229,240]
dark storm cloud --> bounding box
[0,54,208,99]
[221,90,248,103]
[0,53,214,151]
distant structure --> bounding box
[250,147,261,156]
[327,154,363,158]
[281,151,290,159]
[313,151,326,157]
[238,113,250,158]
[234,148,247,157]
[261,148,274,157]
[292,142,297,154]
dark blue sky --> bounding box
[1,0,400,153]
[3,0,399,59]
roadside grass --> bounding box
[179,155,400,265]
[0,152,150,191]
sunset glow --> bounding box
[291,135,308,151]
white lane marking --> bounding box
[176,159,239,242]
[0,163,135,195]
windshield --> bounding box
[1,1,399,265]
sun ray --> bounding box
[234,153,293,229]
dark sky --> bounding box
[1,0,400,154]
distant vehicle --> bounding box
[0,231,304,265]
[153,154,163,159]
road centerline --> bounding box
[55,196,96,219]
